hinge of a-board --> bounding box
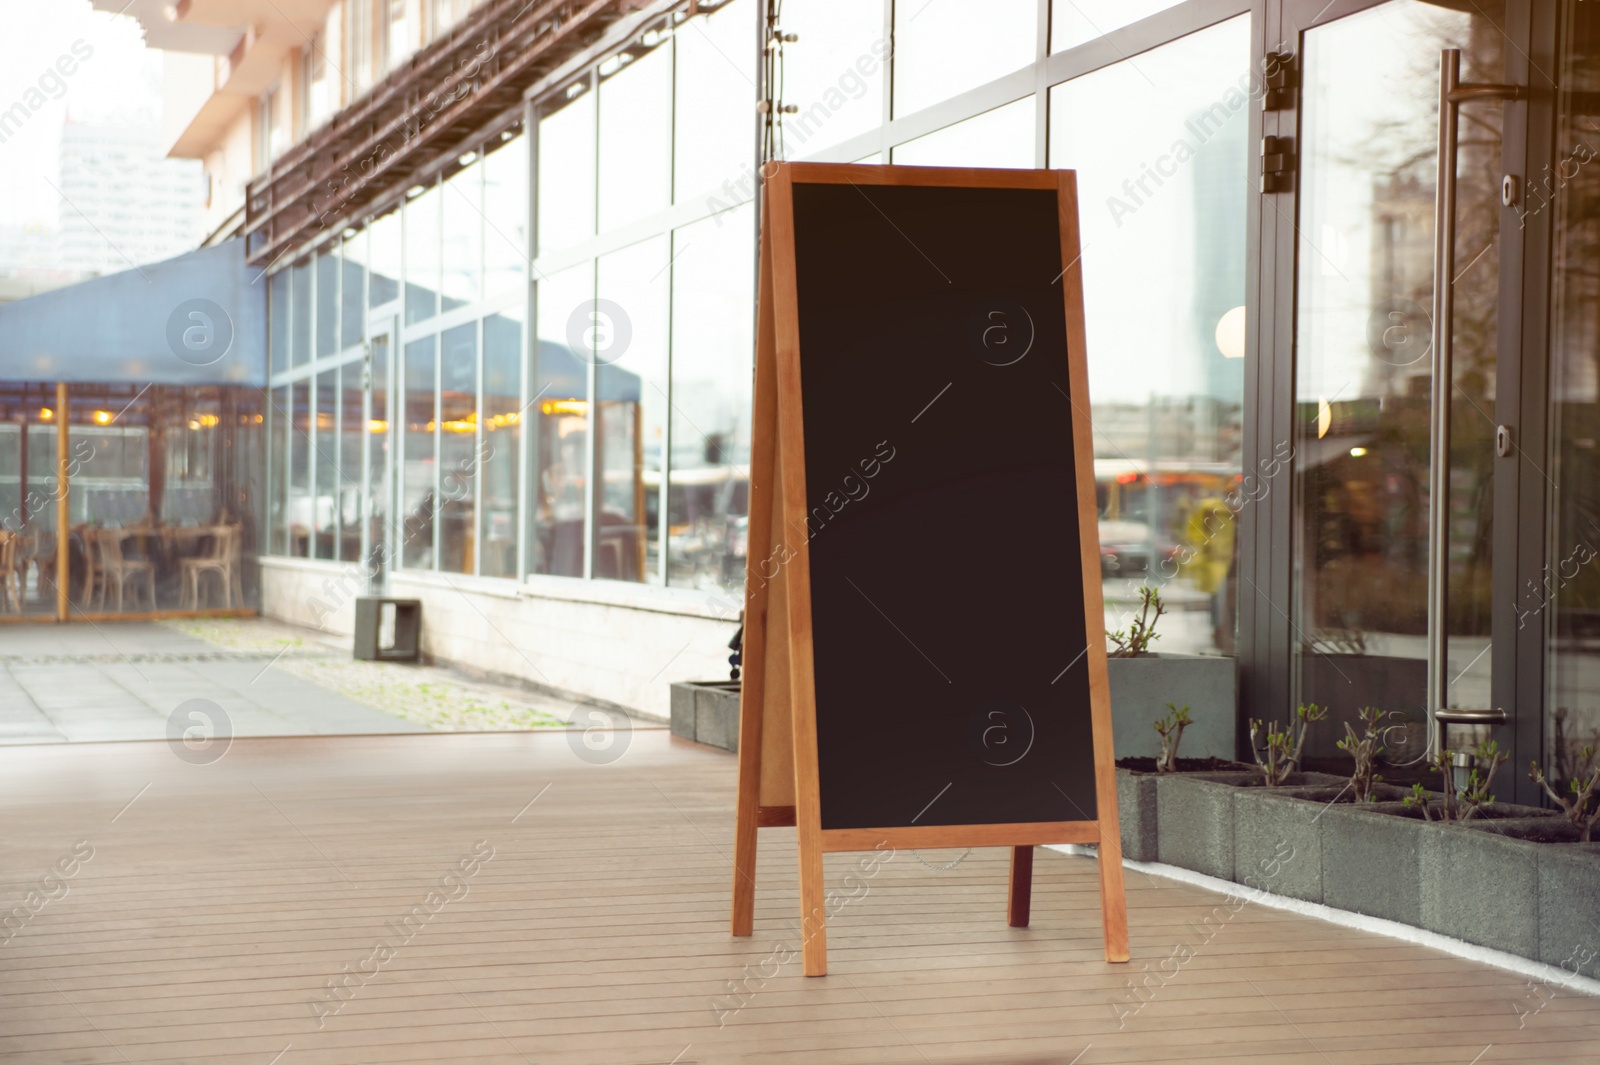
[1262,50,1298,111]
[1261,135,1296,194]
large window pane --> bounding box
[537,89,595,255]
[481,306,524,578]
[269,384,288,554]
[674,0,757,200]
[314,368,339,558]
[533,260,593,577]
[401,334,437,568]
[667,203,754,596]
[291,260,312,367]
[341,231,366,347]
[1546,0,1600,793]
[442,160,482,312]
[289,379,311,556]
[893,0,1034,118]
[405,182,440,324]
[484,132,528,298]
[598,46,671,232]
[595,236,668,583]
[370,208,401,306]
[439,322,478,574]
[1049,16,1249,657]
[368,334,392,583]
[893,97,1035,167]
[779,0,885,157]
[270,270,290,374]
[317,248,339,357]
[339,361,363,562]
[1052,0,1184,53]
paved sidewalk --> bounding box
[0,619,590,744]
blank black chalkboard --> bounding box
[787,180,1097,831]
[730,164,1127,978]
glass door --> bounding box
[1286,0,1520,775]
[366,321,395,595]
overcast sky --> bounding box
[0,0,164,229]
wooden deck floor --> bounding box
[1,730,1596,1064]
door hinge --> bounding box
[1262,135,1295,194]
[1262,51,1298,111]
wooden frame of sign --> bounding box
[730,162,1129,977]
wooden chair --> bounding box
[97,530,155,613]
[180,525,237,610]
[0,532,19,614]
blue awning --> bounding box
[0,238,266,387]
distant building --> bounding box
[54,121,204,276]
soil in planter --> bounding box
[1348,796,1558,822]
[1473,820,1590,843]
[1116,756,1251,774]
[1278,783,1411,804]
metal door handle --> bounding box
[1426,49,1520,753]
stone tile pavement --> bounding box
[0,618,616,745]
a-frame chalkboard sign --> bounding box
[730,162,1129,977]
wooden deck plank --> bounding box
[0,731,1593,1064]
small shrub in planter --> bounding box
[1335,706,1387,803]
[1248,703,1329,786]
[1403,740,1509,822]
[1528,744,1600,842]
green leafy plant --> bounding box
[1529,744,1600,842]
[1248,703,1328,787]
[1335,706,1387,803]
[1405,740,1508,822]
[1109,586,1165,658]
[1154,703,1191,774]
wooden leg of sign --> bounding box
[1097,826,1130,962]
[730,725,761,937]
[1007,845,1034,927]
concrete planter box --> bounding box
[1318,802,1430,926]
[1106,653,1237,762]
[1421,816,1550,957]
[1231,787,1328,904]
[1537,839,1600,977]
[1115,769,1160,863]
[1155,772,1256,879]
[668,680,741,752]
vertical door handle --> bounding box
[1426,49,1522,754]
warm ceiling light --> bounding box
[93,410,113,425]
[39,407,53,420]
[1316,398,1331,439]
[162,3,179,21]
[458,151,477,167]
[406,184,426,198]
[1214,305,1247,360]
[1349,446,1367,457]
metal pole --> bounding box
[55,381,68,623]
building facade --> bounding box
[9,0,1594,806]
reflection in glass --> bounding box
[533,261,592,577]
[1292,2,1503,755]
[442,160,482,312]
[406,181,440,324]
[290,379,311,557]
[341,231,365,347]
[439,323,478,574]
[674,0,756,198]
[270,385,288,554]
[1051,0,1183,53]
[367,335,392,589]
[270,270,290,374]
[667,204,754,596]
[291,260,312,367]
[1050,17,1248,659]
[402,335,437,568]
[598,45,671,233]
[481,307,523,578]
[893,97,1035,168]
[369,207,401,306]
[339,361,363,562]
[484,133,528,297]
[537,89,595,255]
[315,368,339,558]
[1545,0,1600,788]
[317,248,339,358]
[595,237,668,583]
[893,0,1033,118]
[779,0,884,157]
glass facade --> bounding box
[260,0,1249,644]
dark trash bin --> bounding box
[353,597,422,662]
